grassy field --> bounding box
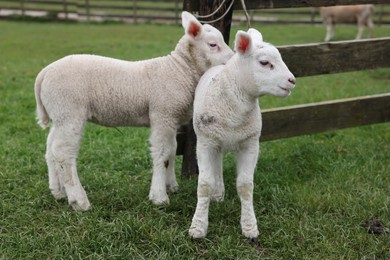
[0,19,390,258]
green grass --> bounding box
[0,20,390,258]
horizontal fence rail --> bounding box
[176,93,390,154]
[177,93,390,154]
[279,37,390,77]
[260,93,390,141]
[0,0,182,22]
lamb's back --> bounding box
[40,54,173,127]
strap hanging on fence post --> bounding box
[195,0,251,29]
[195,0,228,19]
[240,0,251,29]
[195,0,235,24]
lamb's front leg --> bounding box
[189,141,221,239]
[148,124,178,205]
[235,140,260,239]
[324,18,335,41]
[356,23,365,40]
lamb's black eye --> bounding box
[209,43,217,47]
[260,61,269,66]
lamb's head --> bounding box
[233,28,296,97]
[180,11,234,73]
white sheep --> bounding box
[189,28,296,239]
[34,11,233,211]
[319,5,374,41]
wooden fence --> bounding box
[1,0,390,24]
[178,0,390,176]
[0,0,182,22]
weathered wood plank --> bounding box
[177,93,390,154]
[278,37,390,77]
[184,0,390,11]
[260,93,390,141]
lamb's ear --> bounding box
[182,11,202,39]
[247,28,263,43]
[234,30,252,55]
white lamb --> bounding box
[189,28,296,239]
[320,5,374,41]
[34,11,233,211]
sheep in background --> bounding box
[189,28,295,239]
[34,11,233,211]
[320,5,374,41]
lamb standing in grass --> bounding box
[34,11,233,211]
[320,5,374,41]
[189,28,296,239]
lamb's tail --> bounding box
[34,68,50,129]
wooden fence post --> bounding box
[378,4,384,26]
[175,0,179,24]
[62,0,68,20]
[133,0,137,23]
[20,0,25,16]
[181,0,234,178]
[85,0,90,21]
[310,7,316,24]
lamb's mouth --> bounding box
[279,87,291,93]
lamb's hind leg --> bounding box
[46,122,90,211]
[46,127,66,200]
[165,134,179,193]
[148,123,178,205]
[235,140,259,239]
[367,18,374,38]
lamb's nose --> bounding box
[288,77,296,85]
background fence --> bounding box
[1,0,390,24]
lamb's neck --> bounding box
[170,39,204,84]
[227,62,259,109]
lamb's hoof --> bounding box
[51,189,67,200]
[189,225,207,239]
[248,237,262,248]
[69,199,91,212]
[242,228,259,240]
[166,183,179,193]
[149,193,170,205]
